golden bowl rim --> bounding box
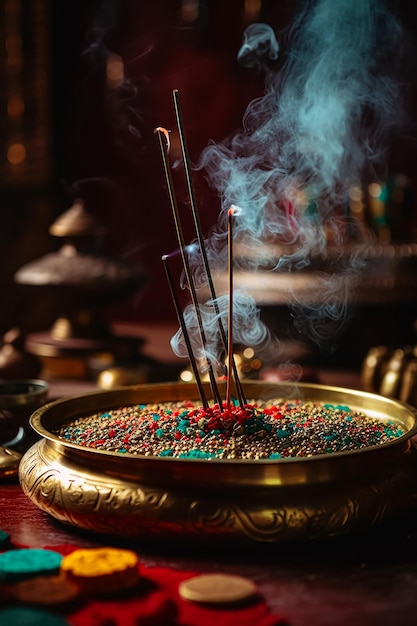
[28,380,417,468]
[0,379,49,407]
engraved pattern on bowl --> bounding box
[18,381,417,544]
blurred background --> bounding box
[1,0,417,391]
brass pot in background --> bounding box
[361,344,417,407]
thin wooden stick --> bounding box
[162,254,209,409]
[226,208,234,409]
[172,89,246,406]
[155,127,223,408]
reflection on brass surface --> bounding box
[379,348,412,398]
[0,447,23,478]
[97,366,149,389]
[0,379,49,451]
[400,361,417,407]
[361,346,390,393]
[19,381,417,544]
[361,345,417,406]
[0,328,42,380]
[48,199,97,238]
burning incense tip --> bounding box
[229,204,242,216]
[154,127,171,152]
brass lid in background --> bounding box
[48,198,98,238]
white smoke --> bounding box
[172,0,407,366]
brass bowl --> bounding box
[19,381,417,544]
[0,379,49,451]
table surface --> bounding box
[2,323,417,625]
[2,479,417,626]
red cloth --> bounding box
[41,544,288,626]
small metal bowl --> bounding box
[0,379,48,449]
[19,381,417,544]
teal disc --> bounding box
[0,549,63,582]
[0,607,68,625]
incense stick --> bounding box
[162,254,209,409]
[226,208,234,409]
[155,127,223,408]
[172,89,246,407]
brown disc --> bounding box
[9,574,81,607]
[178,573,257,604]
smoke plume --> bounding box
[172,0,407,368]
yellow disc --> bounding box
[179,573,257,604]
[60,547,139,594]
